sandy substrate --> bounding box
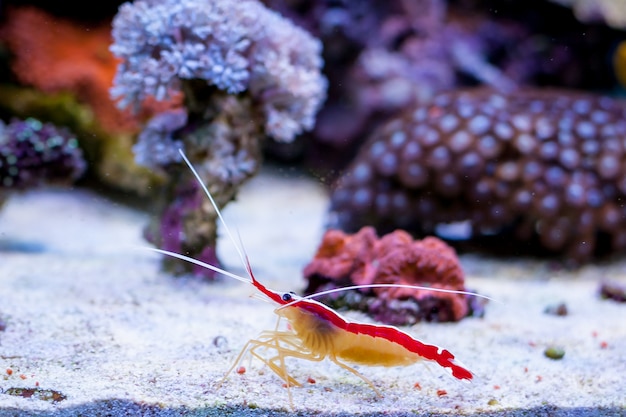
[0,169,625,417]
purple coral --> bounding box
[110,0,327,143]
[134,93,265,278]
[262,0,526,170]
[110,0,327,277]
[132,108,188,170]
[329,88,626,264]
[0,118,86,192]
[143,177,221,278]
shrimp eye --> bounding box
[282,293,292,302]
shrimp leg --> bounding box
[328,354,381,396]
[218,331,322,408]
[217,336,301,388]
[252,333,316,408]
[249,332,308,387]
[257,333,383,397]
[250,331,310,409]
[218,331,311,387]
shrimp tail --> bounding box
[370,325,473,381]
[409,340,473,381]
[430,348,473,381]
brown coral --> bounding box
[303,227,473,325]
[329,87,626,264]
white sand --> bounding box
[0,169,624,416]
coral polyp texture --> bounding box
[110,0,326,277]
[303,227,474,326]
[110,0,327,144]
[0,118,86,207]
[329,88,626,264]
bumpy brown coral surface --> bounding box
[329,88,626,264]
[303,226,476,325]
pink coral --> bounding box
[303,227,378,284]
[303,227,472,325]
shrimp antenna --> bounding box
[143,246,275,304]
[280,283,497,310]
[144,247,251,284]
[177,148,253,283]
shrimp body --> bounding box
[156,149,476,406]
[277,295,472,379]
[240,272,473,395]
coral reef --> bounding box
[110,0,327,143]
[0,85,164,196]
[0,7,173,195]
[303,226,475,326]
[261,0,623,174]
[4,0,625,269]
[329,88,626,264]
[110,0,327,277]
[263,0,525,171]
[0,118,86,208]
[139,93,264,278]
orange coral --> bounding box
[1,7,139,133]
[303,227,472,325]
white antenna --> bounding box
[145,247,250,284]
[177,148,252,282]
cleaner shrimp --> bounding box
[150,149,485,406]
